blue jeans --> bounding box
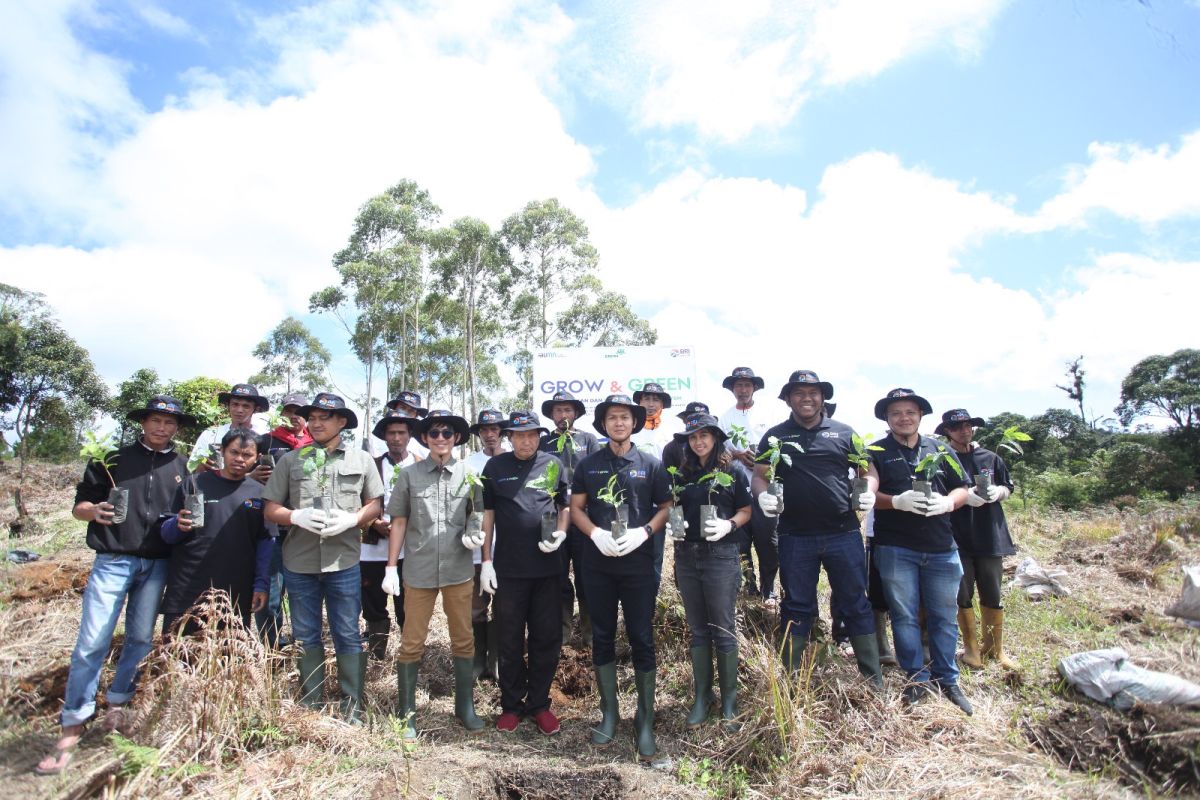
[778,531,874,642]
[62,554,167,727]
[282,564,362,655]
[875,544,963,686]
[581,568,657,671]
[254,537,285,647]
[674,541,740,651]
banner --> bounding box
[532,345,697,417]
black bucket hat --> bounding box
[673,413,729,444]
[280,391,309,410]
[419,409,470,445]
[874,388,934,421]
[632,382,672,408]
[298,392,359,429]
[675,400,710,420]
[592,394,648,437]
[507,410,549,435]
[128,394,197,427]
[722,367,765,392]
[372,409,421,441]
[387,390,428,417]
[935,408,986,436]
[218,383,270,413]
[470,409,507,435]
[778,370,834,401]
[540,390,587,419]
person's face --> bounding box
[639,394,663,416]
[688,429,716,461]
[732,379,756,406]
[477,424,502,451]
[307,409,347,444]
[227,397,257,426]
[604,407,634,443]
[944,421,975,449]
[511,429,540,460]
[394,402,418,416]
[887,400,923,438]
[384,423,412,456]
[551,403,576,431]
[282,405,306,430]
[140,412,179,449]
[787,385,825,425]
[425,424,457,457]
[221,438,259,479]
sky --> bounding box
[1,0,1198,439]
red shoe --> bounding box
[533,709,560,736]
[496,712,521,733]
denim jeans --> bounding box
[494,574,562,715]
[581,569,658,671]
[61,554,167,727]
[254,537,285,647]
[778,531,874,642]
[875,544,963,686]
[282,564,362,655]
[674,541,740,651]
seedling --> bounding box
[697,469,734,529]
[912,445,965,497]
[997,424,1032,457]
[596,473,629,536]
[666,466,688,538]
[266,405,292,431]
[81,432,128,524]
[299,446,332,509]
[552,429,578,456]
[390,463,404,487]
[756,436,803,514]
[525,461,562,542]
[848,432,883,511]
[729,425,751,451]
[458,471,486,535]
[665,466,688,504]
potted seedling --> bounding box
[458,471,486,539]
[551,429,579,482]
[729,424,753,453]
[525,460,563,543]
[976,424,1033,498]
[596,474,628,537]
[756,436,803,514]
[300,446,333,511]
[848,433,884,510]
[183,450,211,528]
[912,446,965,498]
[666,466,688,540]
[697,469,734,529]
[80,432,127,524]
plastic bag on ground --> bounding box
[1058,647,1200,711]
[1011,556,1071,598]
[1164,564,1200,626]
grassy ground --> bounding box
[1,461,1199,798]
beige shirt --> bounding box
[387,455,479,589]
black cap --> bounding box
[470,409,507,435]
[387,390,428,417]
[506,410,549,434]
[673,413,728,444]
[280,392,308,410]
[418,410,470,445]
[372,409,421,441]
[541,391,586,419]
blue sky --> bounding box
[1,0,1198,438]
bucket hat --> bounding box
[874,388,933,421]
[128,394,197,427]
[372,409,421,441]
[506,410,549,435]
[675,400,710,420]
[778,370,834,401]
[592,394,648,437]
[722,367,765,392]
[632,382,672,408]
[540,390,587,419]
[470,409,507,436]
[298,393,359,429]
[280,392,309,410]
[934,408,986,436]
[218,383,270,413]
[419,409,470,445]
[673,413,728,445]
[387,390,428,417]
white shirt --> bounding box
[718,403,773,452]
[465,450,498,565]
[361,451,419,562]
[190,415,271,465]
[630,414,683,459]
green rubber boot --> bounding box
[780,632,806,674]
[452,656,485,732]
[591,662,619,746]
[849,633,885,690]
[336,651,367,724]
[633,669,657,761]
[686,646,715,727]
[715,648,739,724]
[395,661,419,740]
[297,649,326,709]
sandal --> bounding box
[35,728,81,776]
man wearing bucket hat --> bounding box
[570,394,672,761]
[630,382,682,458]
[190,383,271,477]
[262,393,384,723]
[539,391,603,646]
[936,409,1017,672]
[387,390,430,456]
[382,410,486,737]
[360,410,423,661]
[752,371,884,689]
[477,411,570,735]
[466,409,508,681]
[865,388,973,715]
[38,396,194,775]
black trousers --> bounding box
[560,527,589,612]
[360,560,404,628]
[582,568,657,672]
[866,540,888,612]
[958,554,1004,609]
[739,502,780,598]
[494,574,562,715]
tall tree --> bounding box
[556,275,658,347]
[250,316,332,396]
[1116,348,1200,430]
[1056,356,1088,424]
[109,367,164,444]
[164,376,231,447]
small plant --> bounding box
[299,446,330,495]
[914,445,966,482]
[79,431,119,487]
[525,460,561,501]
[848,432,885,473]
[186,447,211,474]
[665,465,688,503]
[756,436,804,483]
[998,424,1033,457]
[457,470,485,497]
[697,469,734,503]
[390,462,404,487]
[552,428,577,456]
[596,473,625,509]
[265,404,292,431]
[729,424,751,451]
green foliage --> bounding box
[525,460,561,501]
[697,468,734,502]
[596,473,625,508]
[109,733,161,779]
[110,368,164,445]
[997,424,1033,457]
[1033,470,1095,509]
[729,424,751,451]
[299,446,330,493]
[80,431,119,486]
[677,756,749,798]
[556,274,657,347]
[848,432,884,472]
[1093,441,1189,502]
[756,436,804,483]
[914,445,965,482]
[1116,348,1200,430]
[666,465,688,501]
[164,376,231,444]
[250,316,331,397]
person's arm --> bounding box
[264,500,293,526]
[569,491,595,535]
[481,509,495,562]
[387,516,408,566]
[355,497,382,528]
[730,504,751,529]
[867,463,893,508]
[647,501,670,534]
[751,463,769,497]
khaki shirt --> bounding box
[262,443,385,574]
[387,455,478,589]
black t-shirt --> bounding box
[661,438,686,471]
[871,435,967,553]
[539,429,602,483]
[950,446,1016,557]
[162,471,268,614]
[757,416,861,536]
[483,451,568,578]
[674,461,752,543]
[571,444,671,576]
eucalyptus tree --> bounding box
[250,316,332,397]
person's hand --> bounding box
[891,490,921,515]
[91,501,115,526]
[991,486,1011,503]
[665,519,688,538]
[703,517,733,542]
[290,507,327,534]
[371,519,391,538]
[615,526,649,556]
[735,450,756,469]
[590,528,622,557]
[177,508,195,534]
[249,464,273,484]
[758,491,780,517]
[381,565,401,596]
[538,530,567,553]
[965,488,987,508]
[479,561,498,595]
[855,489,876,513]
[319,508,358,537]
[251,591,267,613]
[461,529,485,550]
[917,492,954,516]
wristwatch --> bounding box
[644,524,654,536]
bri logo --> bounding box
[627,468,646,479]
[244,498,264,510]
[820,431,839,438]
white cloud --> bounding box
[136,5,198,39]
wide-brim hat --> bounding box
[673,413,729,444]
[419,410,470,445]
[298,392,359,429]
[934,408,986,436]
[280,392,309,410]
[632,382,672,408]
[470,408,507,436]
[676,401,710,420]
[386,390,428,417]
[541,391,586,419]
[217,383,270,413]
[592,394,647,437]
[722,367,765,392]
[874,388,933,421]
[506,410,549,435]
[778,370,834,401]
[128,394,197,427]
[372,410,421,441]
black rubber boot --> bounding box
[874,610,898,666]
[366,619,390,662]
[484,619,499,681]
[780,632,806,674]
[849,633,885,690]
[686,646,714,727]
[452,656,485,732]
[940,682,974,716]
[591,662,619,746]
[297,649,325,709]
[336,651,367,724]
[633,669,657,761]
[472,622,488,682]
[715,648,739,725]
[395,661,419,739]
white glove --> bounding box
[537,530,567,553]
[917,492,954,516]
[318,508,358,537]
[381,565,401,596]
[479,561,497,595]
[461,529,486,549]
[591,528,622,557]
[290,507,327,534]
[703,518,733,542]
[890,490,921,515]
[855,489,876,513]
[965,488,987,508]
[758,491,780,517]
[615,526,649,556]
[991,486,1011,503]
[665,519,689,538]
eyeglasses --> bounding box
[426,429,456,440]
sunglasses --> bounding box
[426,428,456,440]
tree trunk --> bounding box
[362,358,374,452]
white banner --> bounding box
[532,345,698,417]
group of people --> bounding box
[36,367,1018,774]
